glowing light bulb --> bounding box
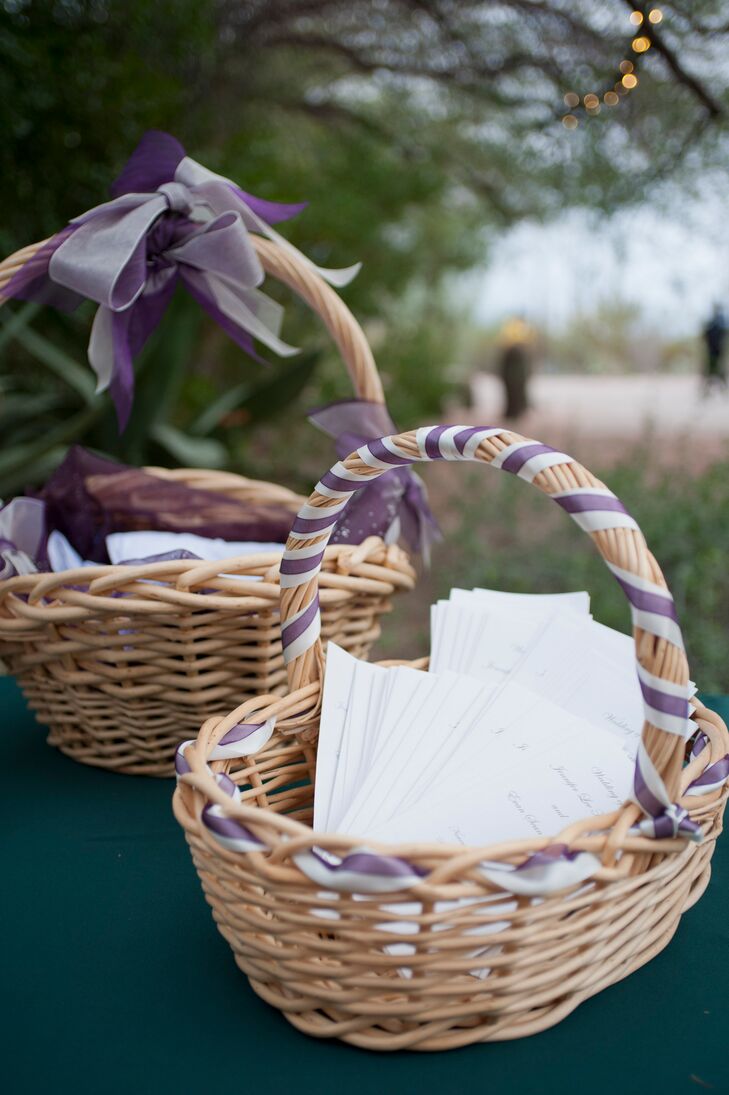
[562,114,579,130]
[648,8,663,23]
[629,10,644,24]
[564,91,580,108]
[622,73,639,89]
[619,60,634,74]
[583,93,600,109]
[604,91,619,106]
[632,35,651,52]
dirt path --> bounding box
[465,373,729,468]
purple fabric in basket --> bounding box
[36,446,296,563]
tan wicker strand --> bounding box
[0,230,411,775]
[173,426,729,1049]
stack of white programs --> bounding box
[314,587,695,849]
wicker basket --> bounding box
[0,236,415,776]
[174,424,729,1051]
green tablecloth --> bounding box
[3,679,728,1094]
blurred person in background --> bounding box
[498,316,535,419]
[702,304,727,394]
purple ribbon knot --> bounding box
[640,802,701,842]
[4,130,360,430]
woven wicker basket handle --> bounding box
[0,233,384,403]
[279,424,693,804]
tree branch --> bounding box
[621,0,723,118]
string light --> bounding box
[560,5,658,131]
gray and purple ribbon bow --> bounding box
[308,400,441,559]
[5,130,360,429]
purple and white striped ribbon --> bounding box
[633,740,701,841]
[176,717,423,892]
[277,425,707,847]
[189,745,604,894]
[178,722,603,894]
[480,843,601,896]
[178,727,728,898]
[605,561,684,650]
[174,717,276,777]
[635,662,695,738]
[684,732,729,797]
[175,426,728,894]
[178,747,424,892]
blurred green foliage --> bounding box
[1,0,728,494]
[0,1,487,491]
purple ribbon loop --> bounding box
[4,130,358,430]
[308,399,441,559]
[633,741,703,841]
[685,731,729,796]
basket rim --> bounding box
[0,536,415,625]
[174,675,729,890]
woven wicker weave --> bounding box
[0,236,415,776]
[174,425,728,1050]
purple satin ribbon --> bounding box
[109,131,308,225]
[308,400,441,559]
[632,726,729,839]
[4,131,310,430]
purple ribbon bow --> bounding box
[4,131,360,429]
[308,399,441,559]
[686,731,729,796]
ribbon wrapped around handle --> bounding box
[278,424,721,847]
[4,130,360,429]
